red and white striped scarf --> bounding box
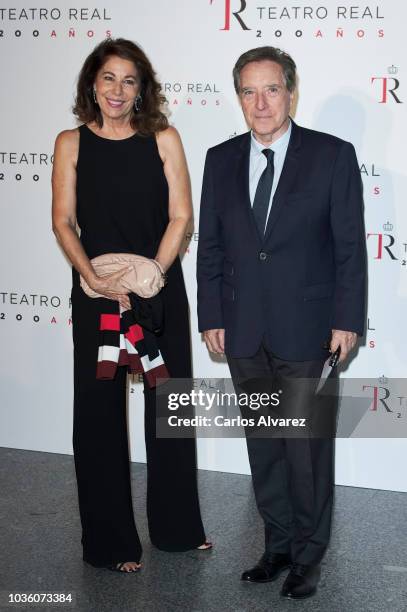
[96,303,169,388]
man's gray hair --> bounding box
[233,46,297,93]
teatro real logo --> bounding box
[366,221,407,267]
[366,222,398,261]
[362,376,407,418]
[371,65,403,103]
[0,151,53,183]
[209,1,385,38]
[163,81,221,108]
[0,7,112,40]
[209,0,250,31]
[0,290,71,326]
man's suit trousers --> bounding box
[227,343,337,565]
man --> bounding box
[197,47,366,599]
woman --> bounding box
[52,38,210,573]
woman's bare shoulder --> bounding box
[54,127,80,164]
[155,125,185,163]
[156,125,181,146]
[55,127,79,148]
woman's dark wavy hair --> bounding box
[73,38,168,135]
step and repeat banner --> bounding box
[1,1,406,491]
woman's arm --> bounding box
[51,129,130,304]
[155,126,193,272]
[52,129,97,284]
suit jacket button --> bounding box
[259,251,267,261]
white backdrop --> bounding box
[1,0,406,491]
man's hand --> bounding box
[330,329,357,363]
[203,329,225,354]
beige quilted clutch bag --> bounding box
[80,253,166,299]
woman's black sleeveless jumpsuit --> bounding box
[71,124,205,566]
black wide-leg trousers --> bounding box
[71,272,205,567]
[227,343,336,565]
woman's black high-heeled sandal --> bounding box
[196,541,213,550]
[107,562,141,573]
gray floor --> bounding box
[0,448,406,612]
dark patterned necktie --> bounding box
[252,148,275,236]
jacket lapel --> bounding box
[236,132,262,247]
[263,120,302,244]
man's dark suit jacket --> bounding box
[197,120,366,361]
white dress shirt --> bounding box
[249,120,292,228]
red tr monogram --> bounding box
[362,386,392,412]
[210,0,250,31]
[371,77,403,103]
[366,233,398,260]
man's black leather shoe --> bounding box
[280,563,320,599]
[241,553,291,583]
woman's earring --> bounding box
[93,88,98,104]
[134,94,142,112]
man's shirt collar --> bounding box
[250,119,292,156]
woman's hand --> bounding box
[91,269,132,306]
[104,292,131,310]
[92,270,132,310]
